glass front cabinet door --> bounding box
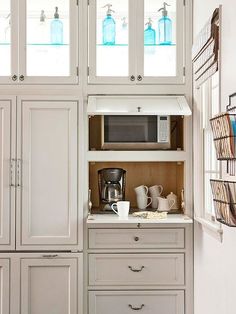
[88,0,185,84]
[0,0,78,84]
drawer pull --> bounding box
[129,304,145,311]
[134,236,139,242]
[128,265,144,272]
[42,254,58,258]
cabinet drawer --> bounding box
[88,228,185,249]
[89,253,184,286]
[89,291,184,314]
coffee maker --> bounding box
[98,168,126,210]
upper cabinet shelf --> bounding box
[0,0,78,84]
[88,0,185,85]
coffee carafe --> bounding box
[98,168,126,210]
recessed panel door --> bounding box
[17,100,78,250]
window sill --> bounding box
[194,216,223,242]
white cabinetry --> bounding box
[89,291,184,314]
[0,259,10,314]
[16,99,78,250]
[0,97,81,251]
[0,98,16,250]
[0,253,82,314]
[88,0,186,84]
[87,219,193,314]
[0,0,78,84]
[21,256,78,314]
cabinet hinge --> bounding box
[183,0,186,6]
[87,66,90,76]
[183,67,186,76]
[76,0,79,5]
[88,0,89,5]
[76,66,79,76]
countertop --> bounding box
[87,214,193,227]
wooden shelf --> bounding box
[87,151,187,162]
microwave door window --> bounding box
[104,116,157,143]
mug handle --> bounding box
[144,186,148,195]
[169,199,175,209]
[147,197,152,208]
[158,185,163,195]
[111,203,118,215]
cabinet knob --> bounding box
[19,75,25,81]
[12,75,17,81]
[130,75,135,81]
[137,75,143,81]
[134,236,139,242]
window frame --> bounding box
[193,71,223,240]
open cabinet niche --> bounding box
[89,162,184,213]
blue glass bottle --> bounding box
[144,18,156,45]
[102,4,116,45]
[51,7,63,45]
[158,2,172,45]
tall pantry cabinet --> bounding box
[0,97,82,314]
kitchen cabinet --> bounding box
[87,216,193,314]
[88,0,185,84]
[21,256,78,314]
[0,259,10,314]
[0,97,80,251]
[0,98,16,250]
[0,253,82,314]
[0,0,78,84]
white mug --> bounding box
[149,185,163,209]
[111,201,130,218]
[136,195,152,210]
[157,197,175,212]
[134,185,148,196]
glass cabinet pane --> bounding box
[0,1,11,76]
[144,0,176,77]
[96,0,129,77]
[26,0,70,76]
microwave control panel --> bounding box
[158,116,170,143]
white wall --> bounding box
[194,1,236,314]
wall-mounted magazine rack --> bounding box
[210,93,236,175]
[210,179,236,227]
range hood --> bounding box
[87,95,192,116]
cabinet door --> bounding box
[136,0,185,84]
[18,0,78,84]
[0,259,10,314]
[16,99,78,250]
[88,0,136,84]
[0,0,18,84]
[21,256,78,314]
[0,99,15,249]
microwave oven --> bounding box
[101,115,171,150]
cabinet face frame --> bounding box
[15,96,82,251]
[17,0,79,84]
[0,98,16,250]
[88,0,185,85]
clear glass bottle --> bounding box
[102,4,116,45]
[158,2,172,45]
[144,18,156,45]
[51,7,63,45]
[39,10,48,44]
